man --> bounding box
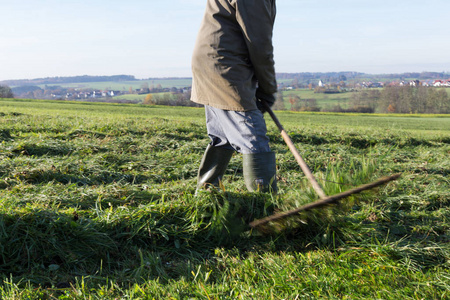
[191,0,277,193]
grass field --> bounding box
[283,89,353,109]
[112,88,345,105]
[0,98,449,299]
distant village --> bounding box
[60,90,122,100]
[280,78,450,93]
[52,86,191,101]
[39,78,450,101]
[3,73,449,101]
[358,79,450,88]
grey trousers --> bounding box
[205,105,271,154]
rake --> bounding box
[249,102,401,228]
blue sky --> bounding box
[1,0,449,81]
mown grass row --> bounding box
[0,99,449,299]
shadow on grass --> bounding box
[7,169,193,187]
[11,142,107,157]
[268,132,439,149]
[7,169,150,187]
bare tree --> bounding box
[0,85,14,98]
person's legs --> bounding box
[196,144,234,191]
[198,106,277,193]
[243,151,277,193]
[205,106,271,154]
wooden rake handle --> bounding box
[263,102,327,199]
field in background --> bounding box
[39,78,193,91]
[0,98,449,299]
[283,89,353,109]
[13,75,450,113]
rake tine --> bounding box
[254,101,401,229]
[250,173,401,228]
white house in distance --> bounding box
[433,79,450,87]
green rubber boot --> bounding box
[243,152,277,193]
[196,144,234,191]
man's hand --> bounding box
[257,97,276,113]
[256,89,276,113]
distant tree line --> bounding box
[282,86,449,114]
[11,85,78,99]
[276,71,449,82]
[3,73,449,114]
[277,72,362,81]
[378,86,450,114]
[3,72,449,88]
[1,75,135,87]
[377,72,449,80]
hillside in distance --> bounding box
[2,71,450,88]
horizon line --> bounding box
[2,70,450,83]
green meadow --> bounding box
[0,98,449,299]
[283,89,353,107]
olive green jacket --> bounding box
[191,0,277,111]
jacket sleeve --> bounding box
[234,0,277,102]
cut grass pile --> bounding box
[0,99,449,299]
